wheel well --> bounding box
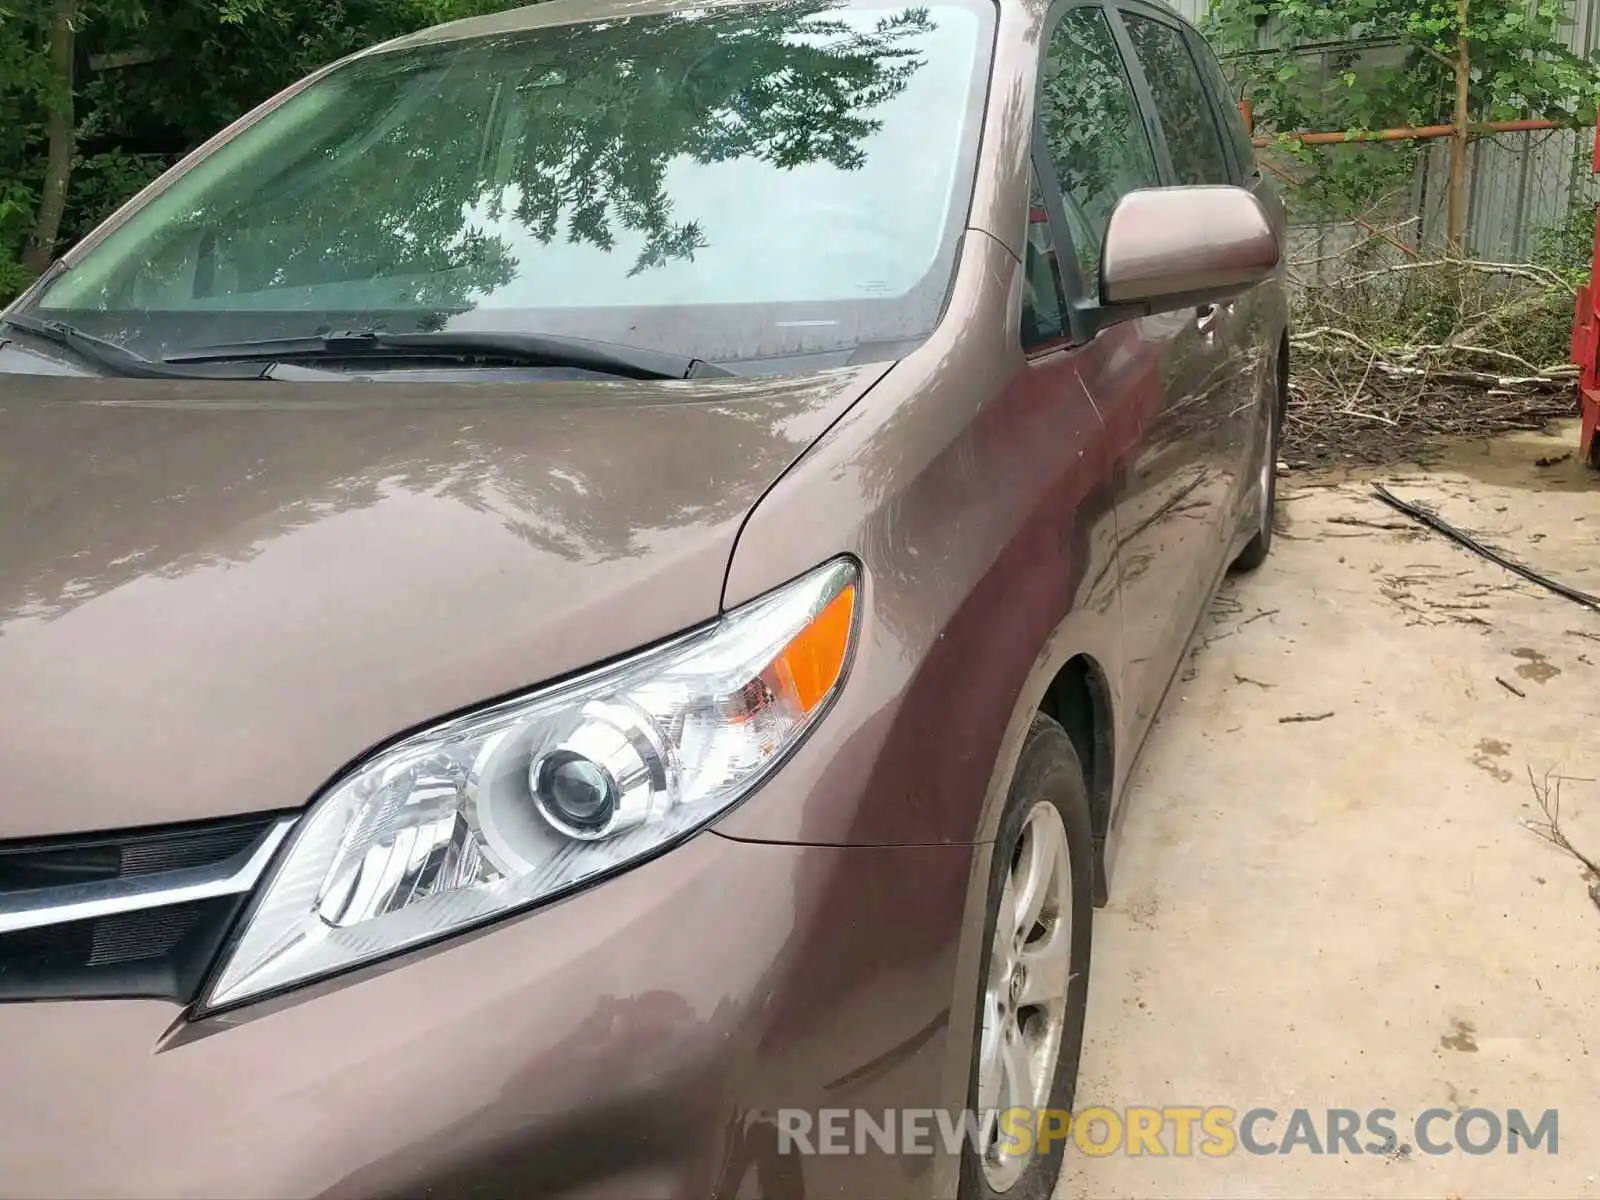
[1039,655,1114,905]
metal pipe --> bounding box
[1251,117,1581,148]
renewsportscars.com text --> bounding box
[774,1106,1558,1157]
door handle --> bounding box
[1196,302,1230,338]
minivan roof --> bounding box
[370,0,818,55]
[363,0,1200,62]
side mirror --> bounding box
[1100,185,1279,311]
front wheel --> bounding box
[959,715,1094,1200]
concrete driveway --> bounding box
[1061,424,1600,1199]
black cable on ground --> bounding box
[1372,484,1600,615]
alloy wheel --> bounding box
[976,801,1075,1192]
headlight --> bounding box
[201,558,859,1012]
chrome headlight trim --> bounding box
[198,556,861,1013]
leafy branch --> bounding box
[1204,0,1600,242]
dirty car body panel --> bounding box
[0,0,1287,1195]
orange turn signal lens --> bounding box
[772,582,857,714]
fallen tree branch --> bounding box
[1288,216,1420,268]
[1292,326,1383,354]
[1291,330,1575,383]
[1369,361,1575,387]
[1523,768,1600,913]
[1334,404,1399,425]
[1327,257,1577,294]
[1410,343,1556,374]
[1281,238,1579,464]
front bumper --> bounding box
[0,829,977,1199]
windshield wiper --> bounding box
[164,329,733,380]
[1,314,273,380]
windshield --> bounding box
[28,0,994,368]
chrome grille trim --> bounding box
[0,815,296,935]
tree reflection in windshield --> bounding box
[506,3,936,277]
[54,0,971,334]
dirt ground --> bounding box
[1060,422,1600,1199]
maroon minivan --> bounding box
[0,0,1286,1195]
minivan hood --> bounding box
[0,367,883,838]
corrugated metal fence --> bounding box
[1161,0,1600,271]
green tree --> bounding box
[2,0,937,306]
[20,0,79,273]
[0,0,516,301]
[1204,0,1600,247]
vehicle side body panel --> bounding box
[0,0,1289,1196]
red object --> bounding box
[1570,125,1600,467]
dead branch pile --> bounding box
[1284,241,1581,466]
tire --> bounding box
[958,715,1095,1200]
[1231,361,1283,573]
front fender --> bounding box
[712,232,1124,848]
